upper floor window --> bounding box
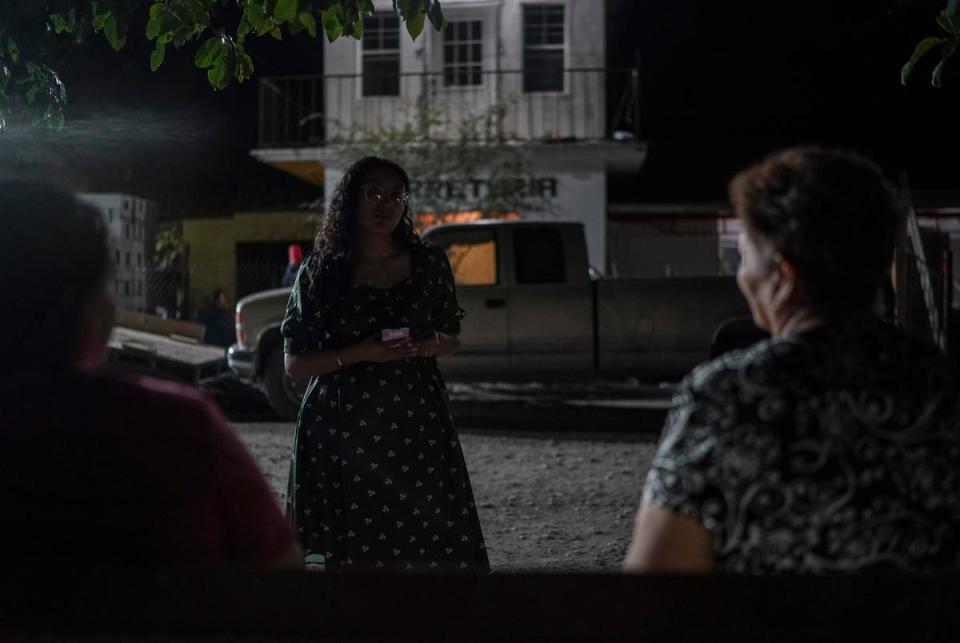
[523,4,565,93]
[443,20,483,87]
[362,13,400,96]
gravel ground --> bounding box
[234,422,657,573]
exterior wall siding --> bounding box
[321,0,607,142]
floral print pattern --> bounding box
[644,317,960,573]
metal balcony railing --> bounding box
[258,68,640,148]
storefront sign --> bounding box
[409,177,559,201]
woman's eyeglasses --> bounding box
[360,184,409,206]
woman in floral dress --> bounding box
[281,157,489,572]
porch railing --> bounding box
[258,68,640,148]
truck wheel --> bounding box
[264,349,304,421]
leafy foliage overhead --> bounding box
[0,1,445,130]
[902,0,960,86]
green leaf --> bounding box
[274,0,299,23]
[51,14,69,34]
[245,2,271,34]
[932,41,958,87]
[938,10,956,35]
[357,0,376,12]
[150,42,166,71]
[427,0,446,31]
[299,10,318,37]
[350,15,363,38]
[902,36,949,85]
[239,52,254,81]
[270,26,283,39]
[207,60,226,89]
[146,9,178,41]
[237,17,253,44]
[103,14,126,51]
[194,36,221,68]
[322,7,344,42]
[222,43,238,88]
[405,8,426,39]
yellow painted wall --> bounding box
[182,211,318,313]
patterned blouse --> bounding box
[644,317,960,573]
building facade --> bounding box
[253,0,645,273]
[76,193,157,313]
[182,211,318,313]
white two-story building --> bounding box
[252,0,645,272]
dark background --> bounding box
[10,0,959,217]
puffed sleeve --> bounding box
[280,257,329,354]
[431,247,466,335]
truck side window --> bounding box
[513,227,566,284]
[430,230,498,286]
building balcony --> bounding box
[257,68,640,149]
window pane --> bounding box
[513,227,566,284]
[363,54,400,96]
[443,21,483,86]
[546,25,564,45]
[471,21,482,40]
[363,13,400,50]
[524,4,564,46]
[431,231,498,286]
[523,50,564,92]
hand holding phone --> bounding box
[381,327,411,344]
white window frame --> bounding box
[360,12,401,97]
[521,2,568,95]
[442,19,485,88]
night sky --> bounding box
[14,0,960,217]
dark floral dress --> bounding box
[281,243,489,572]
[644,317,960,573]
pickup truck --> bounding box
[228,221,749,419]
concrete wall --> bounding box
[182,212,318,313]
[77,193,157,313]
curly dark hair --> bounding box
[313,156,420,270]
[729,146,904,317]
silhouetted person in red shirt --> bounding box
[0,181,301,568]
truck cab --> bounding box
[228,220,750,419]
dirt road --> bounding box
[235,422,657,572]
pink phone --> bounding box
[381,327,410,343]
